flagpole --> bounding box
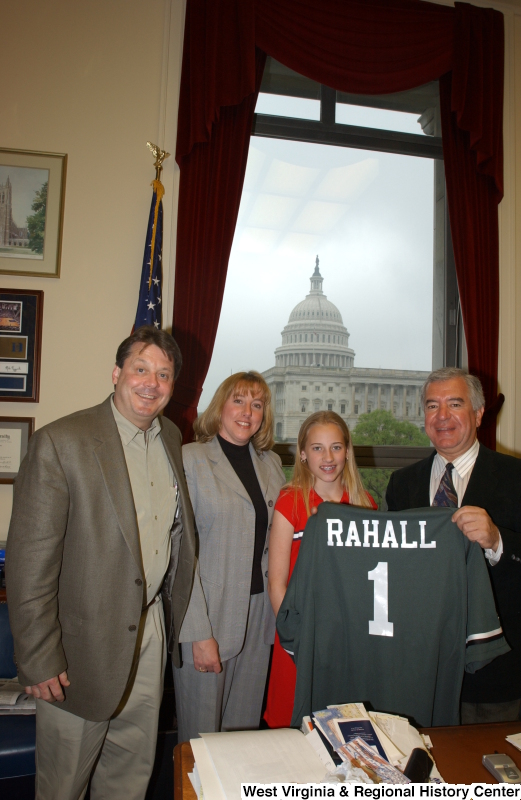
[132,143,171,332]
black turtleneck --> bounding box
[217,435,268,595]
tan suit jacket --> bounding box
[179,437,285,662]
[6,396,197,721]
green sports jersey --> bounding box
[277,504,510,728]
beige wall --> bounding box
[0,0,185,538]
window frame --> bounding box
[252,59,464,473]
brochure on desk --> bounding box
[334,719,388,760]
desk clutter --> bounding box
[188,702,443,799]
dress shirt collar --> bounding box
[432,437,480,480]
[110,394,161,446]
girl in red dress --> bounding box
[264,410,377,728]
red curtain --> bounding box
[439,5,505,444]
[165,45,266,434]
[169,0,504,448]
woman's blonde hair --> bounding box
[193,371,275,451]
[290,411,373,517]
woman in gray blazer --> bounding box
[173,371,286,742]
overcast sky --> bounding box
[199,97,434,411]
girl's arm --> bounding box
[268,509,296,616]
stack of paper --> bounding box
[0,679,36,715]
[190,728,328,800]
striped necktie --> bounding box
[432,462,458,508]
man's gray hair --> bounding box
[421,367,485,412]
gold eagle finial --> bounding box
[146,142,170,180]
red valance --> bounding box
[167,0,504,448]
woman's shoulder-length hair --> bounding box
[193,371,275,452]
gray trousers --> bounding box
[35,597,166,800]
[174,592,271,743]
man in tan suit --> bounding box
[6,326,197,800]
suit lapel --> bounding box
[409,453,435,507]
[462,445,499,506]
[159,422,184,488]
[158,420,193,521]
[93,398,143,575]
[250,443,271,498]
[207,436,252,502]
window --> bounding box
[302,385,307,390]
[341,403,346,414]
[301,405,306,412]
[327,403,333,411]
[200,58,451,504]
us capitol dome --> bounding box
[262,257,429,443]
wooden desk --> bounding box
[422,721,521,784]
[173,722,521,797]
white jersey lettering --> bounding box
[363,519,380,548]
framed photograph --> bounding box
[0,416,34,483]
[0,148,67,278]
[0,289,43,402]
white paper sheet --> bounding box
[304,728,336,771]
[191,737,226,800]
[200,728,327,800]
[506,733,521,752]
[188,763,204,800]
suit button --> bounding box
[268,500,273,507]
[135,578,142,586]
[264,548,268,554]
[128,625,136,632]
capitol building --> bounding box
[262,259,430,443]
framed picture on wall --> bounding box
[0,148,67,278]
[0,289,43,402]
[0,416,34,483]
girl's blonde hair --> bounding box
[193,371,275,452]
[290,410,373,517]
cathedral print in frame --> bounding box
[0,148,67,278]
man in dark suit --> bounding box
[7,326,199,800]
[386,367,521,724]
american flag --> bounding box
[133,179,164,330]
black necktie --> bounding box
[432,463,458,508]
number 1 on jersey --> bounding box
[368,562,394,637]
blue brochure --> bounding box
[336,719,389,762]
